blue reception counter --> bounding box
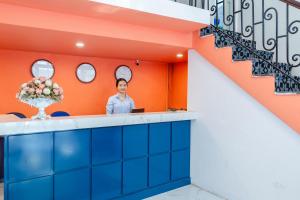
[0,112,198,200]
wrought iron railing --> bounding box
[172,0,300,74]
[211,0,300,68]
[172,0,203,8]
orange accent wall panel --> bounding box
[168,62,188,110]
[0,49,168,117]
[193,33,300,134]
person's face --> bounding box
[117,80,128,94]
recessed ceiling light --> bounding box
[176,53,184,58]
[76,42,85,48]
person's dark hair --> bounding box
[116,78,128,87]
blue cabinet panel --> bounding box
[149,123,171,155]
[172,121,190,151]
[92,162,122,200]
[0,137,3,180]
[171,149,190,180]
[123,157,148,194]
[54,129,90,172]
[92,127,122,165]
[5,121,191,200]
[123,124,148,159]
[8,176,53,200]
[55,168,90,200]
[8,133,53,181]
[149,153,170,187]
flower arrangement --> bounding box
[17,77,64,102]
[16,77,64,119]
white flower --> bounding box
[43,88,51,95]
[20,90,26,96]
[21,83,27,88]
[34,80,41,85]
[53,83,59,89]
[45,80,52,87]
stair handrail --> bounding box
[280,0,300,9]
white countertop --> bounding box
[0,111,199,136]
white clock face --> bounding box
[76,63,96,83]
[32,60,54,79]
[115,65,132,82]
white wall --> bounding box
[188,49,300,200]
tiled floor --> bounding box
[145,185,226,200]
[0,183,225,200]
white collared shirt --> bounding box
[106,93,135,114]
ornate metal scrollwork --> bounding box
[206,0,299,69]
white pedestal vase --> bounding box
[20,98,56,120]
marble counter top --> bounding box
[0,111,199,136]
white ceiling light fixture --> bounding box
[76,42,85,48]
[176,53,184,58]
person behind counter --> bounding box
[106,78,135,114]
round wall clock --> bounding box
[115,65,132,82]
[76,63,96,83]
[31,59,55,79]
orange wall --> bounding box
[168,62,188,109]
[0,49,169,117]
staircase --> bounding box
[200,25,300,94]
[191,0,300,134]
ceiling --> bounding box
[0,23,187,62]
[0,0,203,62]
